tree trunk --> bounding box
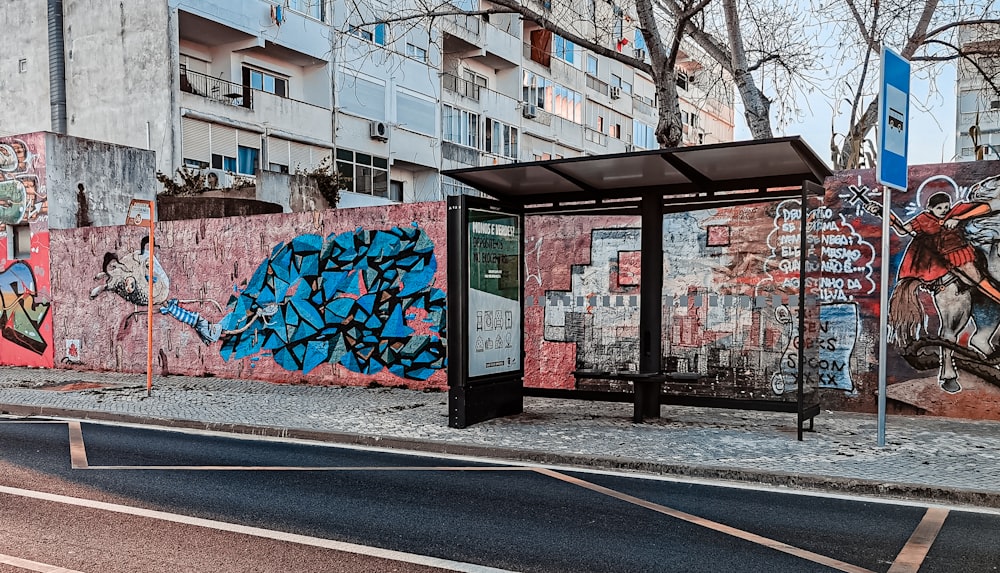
[723,0,772,140]
[635,0,684,147]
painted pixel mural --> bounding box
[523,161,1000,418]
[0,134,51,368]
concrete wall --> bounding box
[45,134,157,229]
[0,1,52,136]
[61,0,173,173]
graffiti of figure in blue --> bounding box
[218,224,447,380]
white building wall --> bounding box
[61,0,173,172]
[0,1,52,137]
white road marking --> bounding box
[0,552,85,573]
[0,485,516,573]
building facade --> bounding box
[955,22,1000,161]
[3,0,733,209]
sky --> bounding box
[733,59,959,168]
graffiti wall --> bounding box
[50,202,447,388]
[522,161,1000,419]
[828,162,1000,418]
[0,133,52,368]
[36,159,1000,419]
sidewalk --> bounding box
[2,365,999,508]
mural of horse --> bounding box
[887,174,1000,394]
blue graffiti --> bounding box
[218,224,446,379]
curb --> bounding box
[4,402,999,509]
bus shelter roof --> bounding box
[443,136,832,215]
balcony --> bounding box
[440,13,481,54]
[442,78,522,127]
[181,68,253,109]
[179,66,332,142]
[441,141,516,167]
[178,6,328,66]
[440,10,519,68]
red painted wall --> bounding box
[0,133,52,368]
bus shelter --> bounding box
[444,137,831,439]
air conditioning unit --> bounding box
[201,168,232,189]
[522,104,537,119]
[369,120,389,141]
[633,49,646,60]
[610,86,621,100]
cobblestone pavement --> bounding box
[2,366,1000,507]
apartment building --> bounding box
[4,0,733,208]
[955,22,1000,161]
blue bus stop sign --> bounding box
[877,46,910,191]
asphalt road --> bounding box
[1,418,998,573]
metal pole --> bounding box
[147,223,155,397]
[877,186,891,447]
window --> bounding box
[633,120,655,149]
[389,180,404,202]
[396,90,436,135]
[269,163,289,174]
[183,158,208,169]
[523,71,582,123]
[633,30,646,52]
[677,71,693,91]
[9,225,30,259]
[286,0,325,21]
[443,105,480,148]
[406,43,427,62]
[338,74,386,121]
[613,7,623,44]
[554,35,575,64]
[238,146,259,176]
[485,119,518,159]
[610,75,631,94]
[586,55,598,76]
[458,70,487,100]
[349,26,373,41]
[350,22,388,45]
[243,67,287,98]
[212,154,236,172]
[374,23,388,45]
[336,149,389,197]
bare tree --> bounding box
[811,0,1000,169]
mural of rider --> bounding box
[883,192,1000,306]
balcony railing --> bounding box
[180,67,253,110]
[442,73,485,101]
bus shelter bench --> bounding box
[527,370,821,436]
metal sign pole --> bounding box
[877,188,890,447]
[876,45,910,447]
